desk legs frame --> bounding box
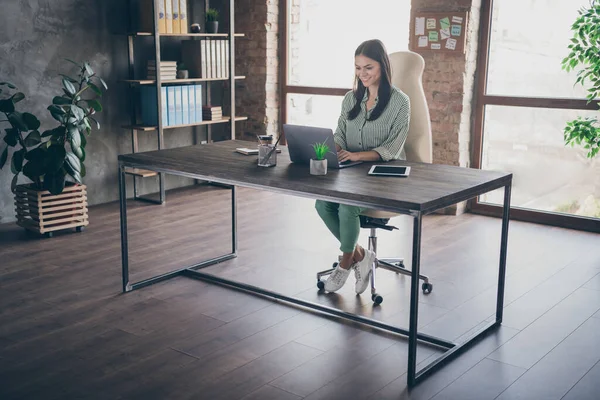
[118,163,511,387]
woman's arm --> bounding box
[372,97,411,161]
[337,149,380,162]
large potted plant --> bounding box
[0,60,107,237]
[562,1,600,159]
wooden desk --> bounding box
[117,140,512,387]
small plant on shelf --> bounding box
[205,8,219,33]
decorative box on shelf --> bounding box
[14,183,88,238]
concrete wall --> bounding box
[0,0,201,224]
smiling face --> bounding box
[355,54,382,89]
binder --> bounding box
[167,86,176,126]
[188,85,195,123]
[194,85,203,122]
[165,0,173,33]
[158,0,166,33]
[161,86,168,126]
[172,0,181,34]
[174,86,182,125]
[179,0,188,34]
[182,85,189,125]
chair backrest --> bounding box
[388,51,433,163]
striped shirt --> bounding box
[334,86,411,161]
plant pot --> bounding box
[310,159,327,175]
[14,183,88,238]
[176,70,189,79]
[206,21,219,33]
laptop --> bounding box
[283,124,363,169]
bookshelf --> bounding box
[124,0,244,204]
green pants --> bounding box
[315,200,367,253]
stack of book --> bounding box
[202,106,222,121]
[147,61,177,80]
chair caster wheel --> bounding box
[76,226,85,232]
[45,232,53,238]
[332,262,338,269]
[317,280,325,290]
[422,282,433,294]
[371,294,383,304]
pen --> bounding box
[260,134,281,165]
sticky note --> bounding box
[440,17,450,30]
[418,36,428,47]
[429,31,439,41]
[452,16,463,24]
[440,28,451,39]
[445,38,457,50]
[426,18,436,29]
[415,17,425,35]
[431,43,441,50]
[451,25,462,36]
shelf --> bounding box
[123,167,158,178]
[122,76,246,85]
[130,32,245,37]
[123,116,248,131]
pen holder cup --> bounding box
[257,144,277,167]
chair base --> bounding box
[316,256,433,304]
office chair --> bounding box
[316,51,434,304]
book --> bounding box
[165,0,173,33]
[179,0,188,34]
[172,0,180,34]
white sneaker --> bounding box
[324,265,352,292]
[354,249,376,294]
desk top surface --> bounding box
[119,140,512,213]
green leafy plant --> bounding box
[311,140,330,161]
[0,59,107,195]
[206,8,219,22]
[561,1,600,158]
[0,82,42,192]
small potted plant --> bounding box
[177,62,189,79]
[0,59,107,237]
[205,8,219,33]
[310,140,329,175]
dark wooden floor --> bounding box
[1,184,599,400]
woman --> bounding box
[316,39,411,294]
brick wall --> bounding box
[412,0,482,213]
[235,0,279,140]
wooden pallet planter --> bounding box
[14,183,89,238]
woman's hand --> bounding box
[337,149,361,162]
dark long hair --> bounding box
[348,39,392,121]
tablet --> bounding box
[368,165,411,177]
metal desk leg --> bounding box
[407,212,423,386]
[118,163,130,293]
[496,183,512,322]
[232,186,237,254]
